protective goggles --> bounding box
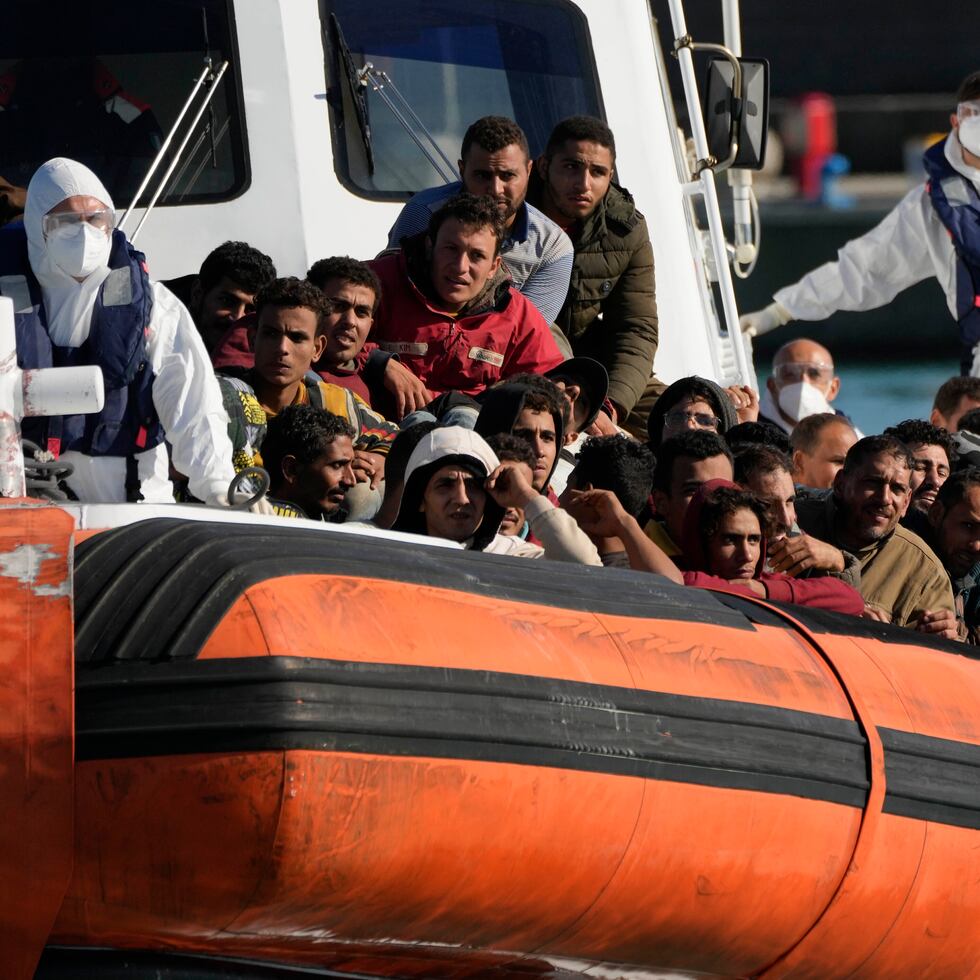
[957,101,980,121]
[663,410,720,430]
[41,208,115,238]
[773,361,833,384]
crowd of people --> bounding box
[4,106,980,646]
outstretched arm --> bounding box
[486,463,601,565]
[563,489,682,582]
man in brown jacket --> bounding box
[528,116,660,437]
[794,435,957,638]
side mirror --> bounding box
[703,55,770,170]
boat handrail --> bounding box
[128,60,229,245]
[662,0,755,387]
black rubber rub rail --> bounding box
[36,946,378,979]
[76,655,870,809]
[879,727,980,830]
[72,518,754,664]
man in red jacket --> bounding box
[368,193,564,399]
[680,480,864,615]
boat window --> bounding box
[322,0,604,200]
[0,0,248,212]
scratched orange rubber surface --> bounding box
[760,627,980,979]
[198,574,855,719]
[46,570,980,977]
[51,572,861,977]
[0,504,75,980]
[54,750,860,979]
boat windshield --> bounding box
[323,0,603,199]
[0,0,248,212]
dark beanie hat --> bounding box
[646,376,739,449]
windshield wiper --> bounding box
[356,63,456,184]
[330,13,456,185]
[330,13,375,174]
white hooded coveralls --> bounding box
[11,157,235,504]
[773,137,980,350]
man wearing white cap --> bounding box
[391,426,600,563]
[0,157,238,505]
[741,71,980,376]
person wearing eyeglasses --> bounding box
[759,337,858,435]
[645,376,747,451]
[0,156,252,509]
[740,71,980,378]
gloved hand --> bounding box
[739,301,791,337]
[205,488,277,516]
[248,496,278,517]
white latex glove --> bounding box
[248,496,278,516]
[739,301,791,337]
[205,490,278,516]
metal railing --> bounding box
[116,59,229,243]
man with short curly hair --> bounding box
[370,193,563,399]
[883,419,954,517]
[188,240,276,354]
[565,435,655,519]
[217,277,398,490]
[386,116,573,324]
[261,404,356,521]
[559,434,659,570]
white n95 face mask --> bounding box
[777,380,833,423]
[959,115,980,157]
[46,223,111,279]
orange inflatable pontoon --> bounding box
[2,506,978,979]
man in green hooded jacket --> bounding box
[528,115,661,437]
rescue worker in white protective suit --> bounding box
[0,157,250,506]
[741,71,980,376]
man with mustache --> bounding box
[882,419,953,520]
[794,435,956,635]
[385,115,573,326]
